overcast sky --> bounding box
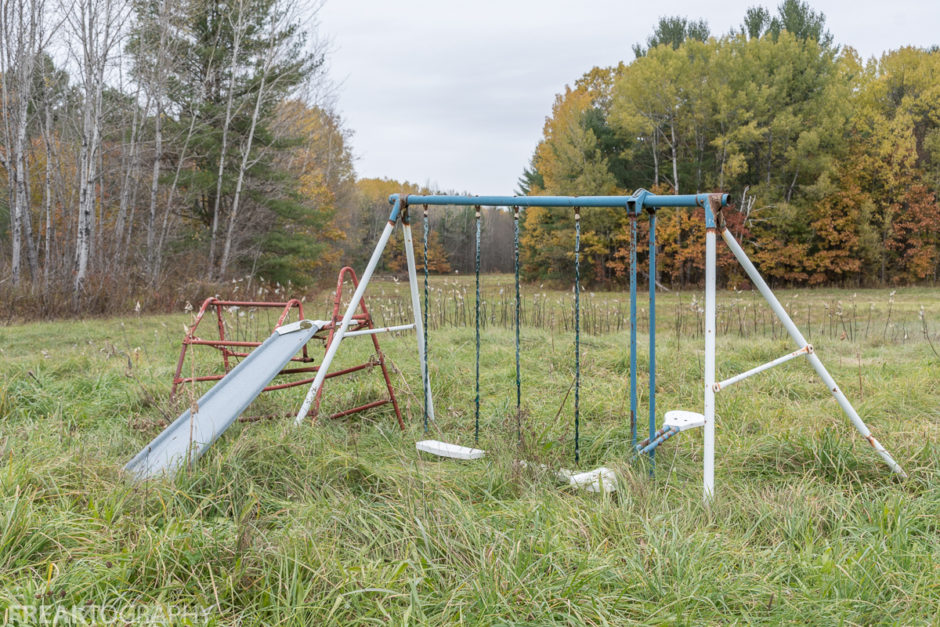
[318,1,939,196]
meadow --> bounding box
[0,277,938,625]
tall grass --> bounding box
[352,277,940,346]
[0,283,937,624]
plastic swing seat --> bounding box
[664,410,706,431]
[416,440,485,460]
[557,467,618,493]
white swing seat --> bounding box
[416,440,485,460]
[663,410,706,432]
[557,466,618,493]
[516,461,618,493]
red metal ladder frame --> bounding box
[170,267,404,429]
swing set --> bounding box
[294,190,906,500]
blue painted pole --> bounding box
[390,193,729,210]
[629,204,638,451]
[648,208,657,476]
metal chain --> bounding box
[422,206,430,433]
[574,209,581,464]
[474,206,482,445]
[513,207,522,444]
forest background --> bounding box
[1,0,939,318]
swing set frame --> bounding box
[293,190,906,500]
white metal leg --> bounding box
[294,220,396,425]
[720,227,906,478]
[402,220,436,423]
[343,323,416,338]
[703,228,717,501]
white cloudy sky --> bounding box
[317,0,938,196]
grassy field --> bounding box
[0,279,938,625]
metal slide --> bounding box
[125,319,325,480]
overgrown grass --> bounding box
[0,283,938,625]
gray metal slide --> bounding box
[125,319,324,480]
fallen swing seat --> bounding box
[416,440,485,460]
[557,467,618,493]
[516,460,618,493]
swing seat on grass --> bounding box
[416,440,485,460]
[557,467,618,493]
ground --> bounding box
[0,280,937,625]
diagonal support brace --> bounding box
[720,226,906,478]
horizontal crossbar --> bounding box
[714,345,812,392]
[391,192,729,209]
[343,323,415,337]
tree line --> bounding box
[518,1,940,288]
[0,0,358,312]
[3,0,938,319]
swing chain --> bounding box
[423,205,430,433]
[574,208,581,464]
[513,206,522,444]
[474,206,482,445]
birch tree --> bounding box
[0,0,49,286]
[65,0,128,295]
[217,0,316,278]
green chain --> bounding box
[422,206,430,433]
[574,209,581,464]
[474,207,482,445]
[513,207,522,444]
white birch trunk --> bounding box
[0,0,45,286]
[206,0,246,279]
[152,109,197,285]
[218,71,267,279]
[144,0,170,276]
[42,99,54,287]
[670,120,679,194]
[68,0,126,295]
[218,0,300,279]
[114,79,145,268]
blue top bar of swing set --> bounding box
[388,192,730,227]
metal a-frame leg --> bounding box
[308,267,404,429]
[294,201,401,425]
[718,225,906,480]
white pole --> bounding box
[720,227,906,478]
[343,323,415,338]
[403,214,436,422]
[703,227,717,501]
[294,217,397,425]
[715,345,811,391]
